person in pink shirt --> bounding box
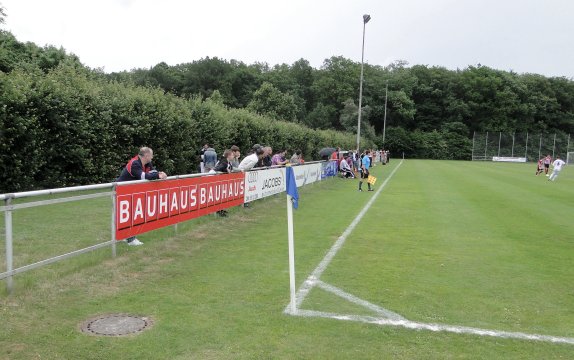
[271,149,289,166]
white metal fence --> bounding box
[1,162,328,295]
[471,132,571,161]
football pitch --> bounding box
[1,160,573,359]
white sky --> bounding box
[1,0,573,78]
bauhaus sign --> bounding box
[115,172,244,239]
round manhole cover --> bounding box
[81,314,152,336]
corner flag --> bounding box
[285,164,299,313]
[286,166,299,209]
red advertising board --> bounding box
[115,173,244,240]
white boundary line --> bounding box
[315,280,405,321]
[292,310,574,345]
[287,160,404,311]
[284,160,574,345]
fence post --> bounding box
[485,132,489,160]
[5,197,14,294]
[525,132,529,161]
[497,132,501,157]
[552,133,556,158]
[511,132,515,157]
[111,184,117,258]
[538,135,542,160]
[472,131,475,160]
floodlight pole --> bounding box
[356,14,371,153]
[382,81,388,149]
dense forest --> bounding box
[1,9,573,192]
[113,57,574,157]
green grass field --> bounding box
[1,160,573,359]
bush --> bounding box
[0,64,367,192]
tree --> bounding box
[338,98,375,141]
[247,82,298,122]
[304,103,336,129]
[0,3,6,25]
[312,56,360,128]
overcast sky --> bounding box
[2,0,573,78]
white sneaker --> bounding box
[128,238,144,246]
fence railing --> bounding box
[472,132,571,161]
[1,161,328,295]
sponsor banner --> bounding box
[292,163,322,187]
[321,160,338,179]
[244,167,286,203]
[115,172,244,240]
[492,157,527,163]
[243,163,324,203]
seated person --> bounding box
[339,156,355,178]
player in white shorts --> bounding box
[548,157,566,181]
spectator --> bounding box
[272,149,289,166]
[214,149,235,216]
[238,147,265,171]
[215,149,234,173]
[340,156,355,178]
[331,147,340,162]
[116,147,167,246]
[247,144,261,156]
[238,146,265,208]
[353,151,360,170]
[198,144,208,173]
[230,145,241,169]
[258,146,273,168]
[290,149,303,165]
[203,145,217,173]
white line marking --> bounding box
[284,159,574,345]
[292,310,574,345]
[315,280,405,321]
[285,160,404,312]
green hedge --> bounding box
[0,64,370,192]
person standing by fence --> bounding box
[230,145,241,169]
[116,146,167,246]
[203,145,217,173]
[214,149,235,216]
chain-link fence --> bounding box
[472,132,571,162]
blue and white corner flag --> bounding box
[286,166,299,209]
[286,164,299,314]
